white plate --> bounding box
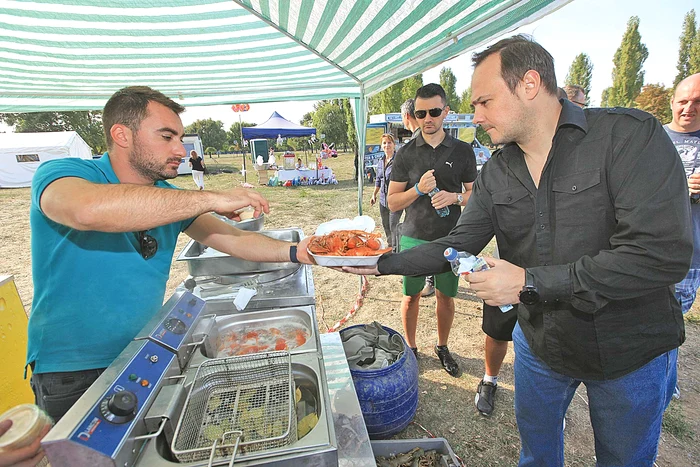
[309,252,383,267]
[308,236,387,267]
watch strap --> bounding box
[289,244,299,263]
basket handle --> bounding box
[207,430,242,467]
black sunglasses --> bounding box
[414,107,445,119]
[136,231,158,259]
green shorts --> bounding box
[400,235,459,297]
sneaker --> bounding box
[410,347,418,358]
[421,282,435,297]
[434,345,459,377]
[673,384,681,400]
[475,380,497,416]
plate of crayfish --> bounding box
[308,229,393,266]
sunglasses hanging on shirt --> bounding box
[414,107,445,119]
[135,230,158,259]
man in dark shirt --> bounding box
[388,83,477,376]
[342,36,690,466]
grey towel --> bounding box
[341,322,405,370]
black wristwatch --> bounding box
[519,270,540,305]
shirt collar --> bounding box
[94,152,121,184]
[499,99,588,158]
[557,98,588,133]
[415,131,454,147]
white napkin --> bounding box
[314,215,375,235]
[233,287,257,311]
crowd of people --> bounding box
[2,34,699,467]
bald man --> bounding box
[665,73,700,315]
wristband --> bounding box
[414,183,425,196]
[289,245,299,263]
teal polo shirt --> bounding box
[27,154,195,374]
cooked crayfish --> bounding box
[308,230,392,256]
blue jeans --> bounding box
[675,267,700,314]
[512,322,676,467]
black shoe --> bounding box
[434,345,459,377]
[475,380,497,416]
[410,347,418,358]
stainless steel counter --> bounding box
[319,333,375,466]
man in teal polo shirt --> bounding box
[27,86,313,422]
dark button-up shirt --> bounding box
[378,100,691,380]
[390,132,477,241]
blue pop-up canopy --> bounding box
[242,112,317,139]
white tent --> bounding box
[0,132,93,188]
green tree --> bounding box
[459,88,474,113]
[401,74,423,102]
[368,75,424,115]
[0,111,106,153]
[342,98,357,154]
[634,84,672,124]
[377,82,404,114]
[439,67,461,110]
[604,16,649,107]
[227,121,254,150]
[601,87,612,107]
[565,53,593,104]
[690,29,700,74]
[185,119,227,151]
[204,146,217,156]
[312,101,347,147]
[674,10,696,87]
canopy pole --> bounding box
[351,93,369,295]
[240,113,247,184]
[352,94,368,216]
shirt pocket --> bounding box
[492,186,533,237]
[552,169,602,227]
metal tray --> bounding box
[371,438,460,467]
[211,308,317,358]
[176,228,303,277]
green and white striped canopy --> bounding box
[0,0,571,113]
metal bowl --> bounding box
[212,213,265,231]
[176,228,303,276]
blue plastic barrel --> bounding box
[339,324,419,439]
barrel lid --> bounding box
[0,404,43,449]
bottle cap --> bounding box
[444,248,457,260]
[0,404,53,451]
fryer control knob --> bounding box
[101,390,138,423]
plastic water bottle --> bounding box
[428,188,450,217]
[691,166,700,204]
[444,248,514,312]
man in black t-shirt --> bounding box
[388,83,478,376]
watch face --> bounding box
[519,288,539,305]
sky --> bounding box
[180,0,697,130]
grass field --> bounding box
[1,151,698,466]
